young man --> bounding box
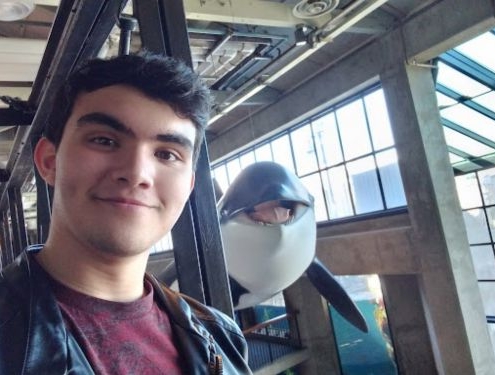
[0,53,252,374]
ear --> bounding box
[189,173,195,193]
[33,137,57,186]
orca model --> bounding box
[160,161,368,333]
[218,162,367,333]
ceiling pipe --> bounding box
[209,0,390,125]
[188,27,288,41]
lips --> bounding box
[95,196,153,208]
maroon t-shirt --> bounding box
[51,278,182,375]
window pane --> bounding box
[337,100,372,160]
[441,104,495,141]
[300,173,328,222]
[479,167,495,205]
[376,149,406,208]
[322,166,353,219]
[437,61,490,97]
[254,143,272,162]
[443,127,494,157]
[487,207,495,240]
[488,321,495,359]
[291,125,318,176]
[479,282,495,316]
[470,245,495,279]
[364,90,395,150]
[239,151,255,169]
[463,209,490,244]
[473,91,495,113]
[455,173,482,209]
[312,113,343,168]
[226,158,241,183]
[271,135,295,173]
[455,32,495,71]
[212,164,229,194]
[348,157,383,214]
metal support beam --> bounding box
[0,0,128,212]
[0,170,9,183]
[7,187,28,257]
[0,218,6,268]
[135,0,234,316]
[0,108,34,126]
[189,142,233,314]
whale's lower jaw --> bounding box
[222,207,316,309]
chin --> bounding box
[87,234,153,258]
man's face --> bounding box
[36,84,196,257]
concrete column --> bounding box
[380,275,437,374]
[381,62,495,374]
[283,276,341,375]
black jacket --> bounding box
[0,248,252,374]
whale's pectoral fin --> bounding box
[229,277,250,308]
[306,258,368,333]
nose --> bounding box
[112,146,154,188]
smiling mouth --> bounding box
[95,197,152,208]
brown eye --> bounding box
[155,150,179,161]
[90,136,117,147]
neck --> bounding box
[36,235,149,303]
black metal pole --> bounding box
[7,187,28,256]
[2,210,14,264]
[134,0,234,316]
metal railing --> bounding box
[243,313,303,371]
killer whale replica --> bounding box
[160,161,368,333]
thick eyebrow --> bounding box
[77,112,132,135]
[77,112,194,151]
[156,133,194,151]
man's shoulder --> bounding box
[150,278,238,330]
[181,293,241,332]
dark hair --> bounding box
[44,52,211,167]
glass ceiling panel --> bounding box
[449,153,465,164]
[441,104,495,141]
[438,28,495,174]
[473,91,495,113]
[443,127,494,157]
[454,32,495,72]
[436,61,490,98]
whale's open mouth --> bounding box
[246,200,298,225]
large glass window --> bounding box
[212,87,407,224]
[455,167,495,352]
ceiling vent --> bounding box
[292,0,339,19]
